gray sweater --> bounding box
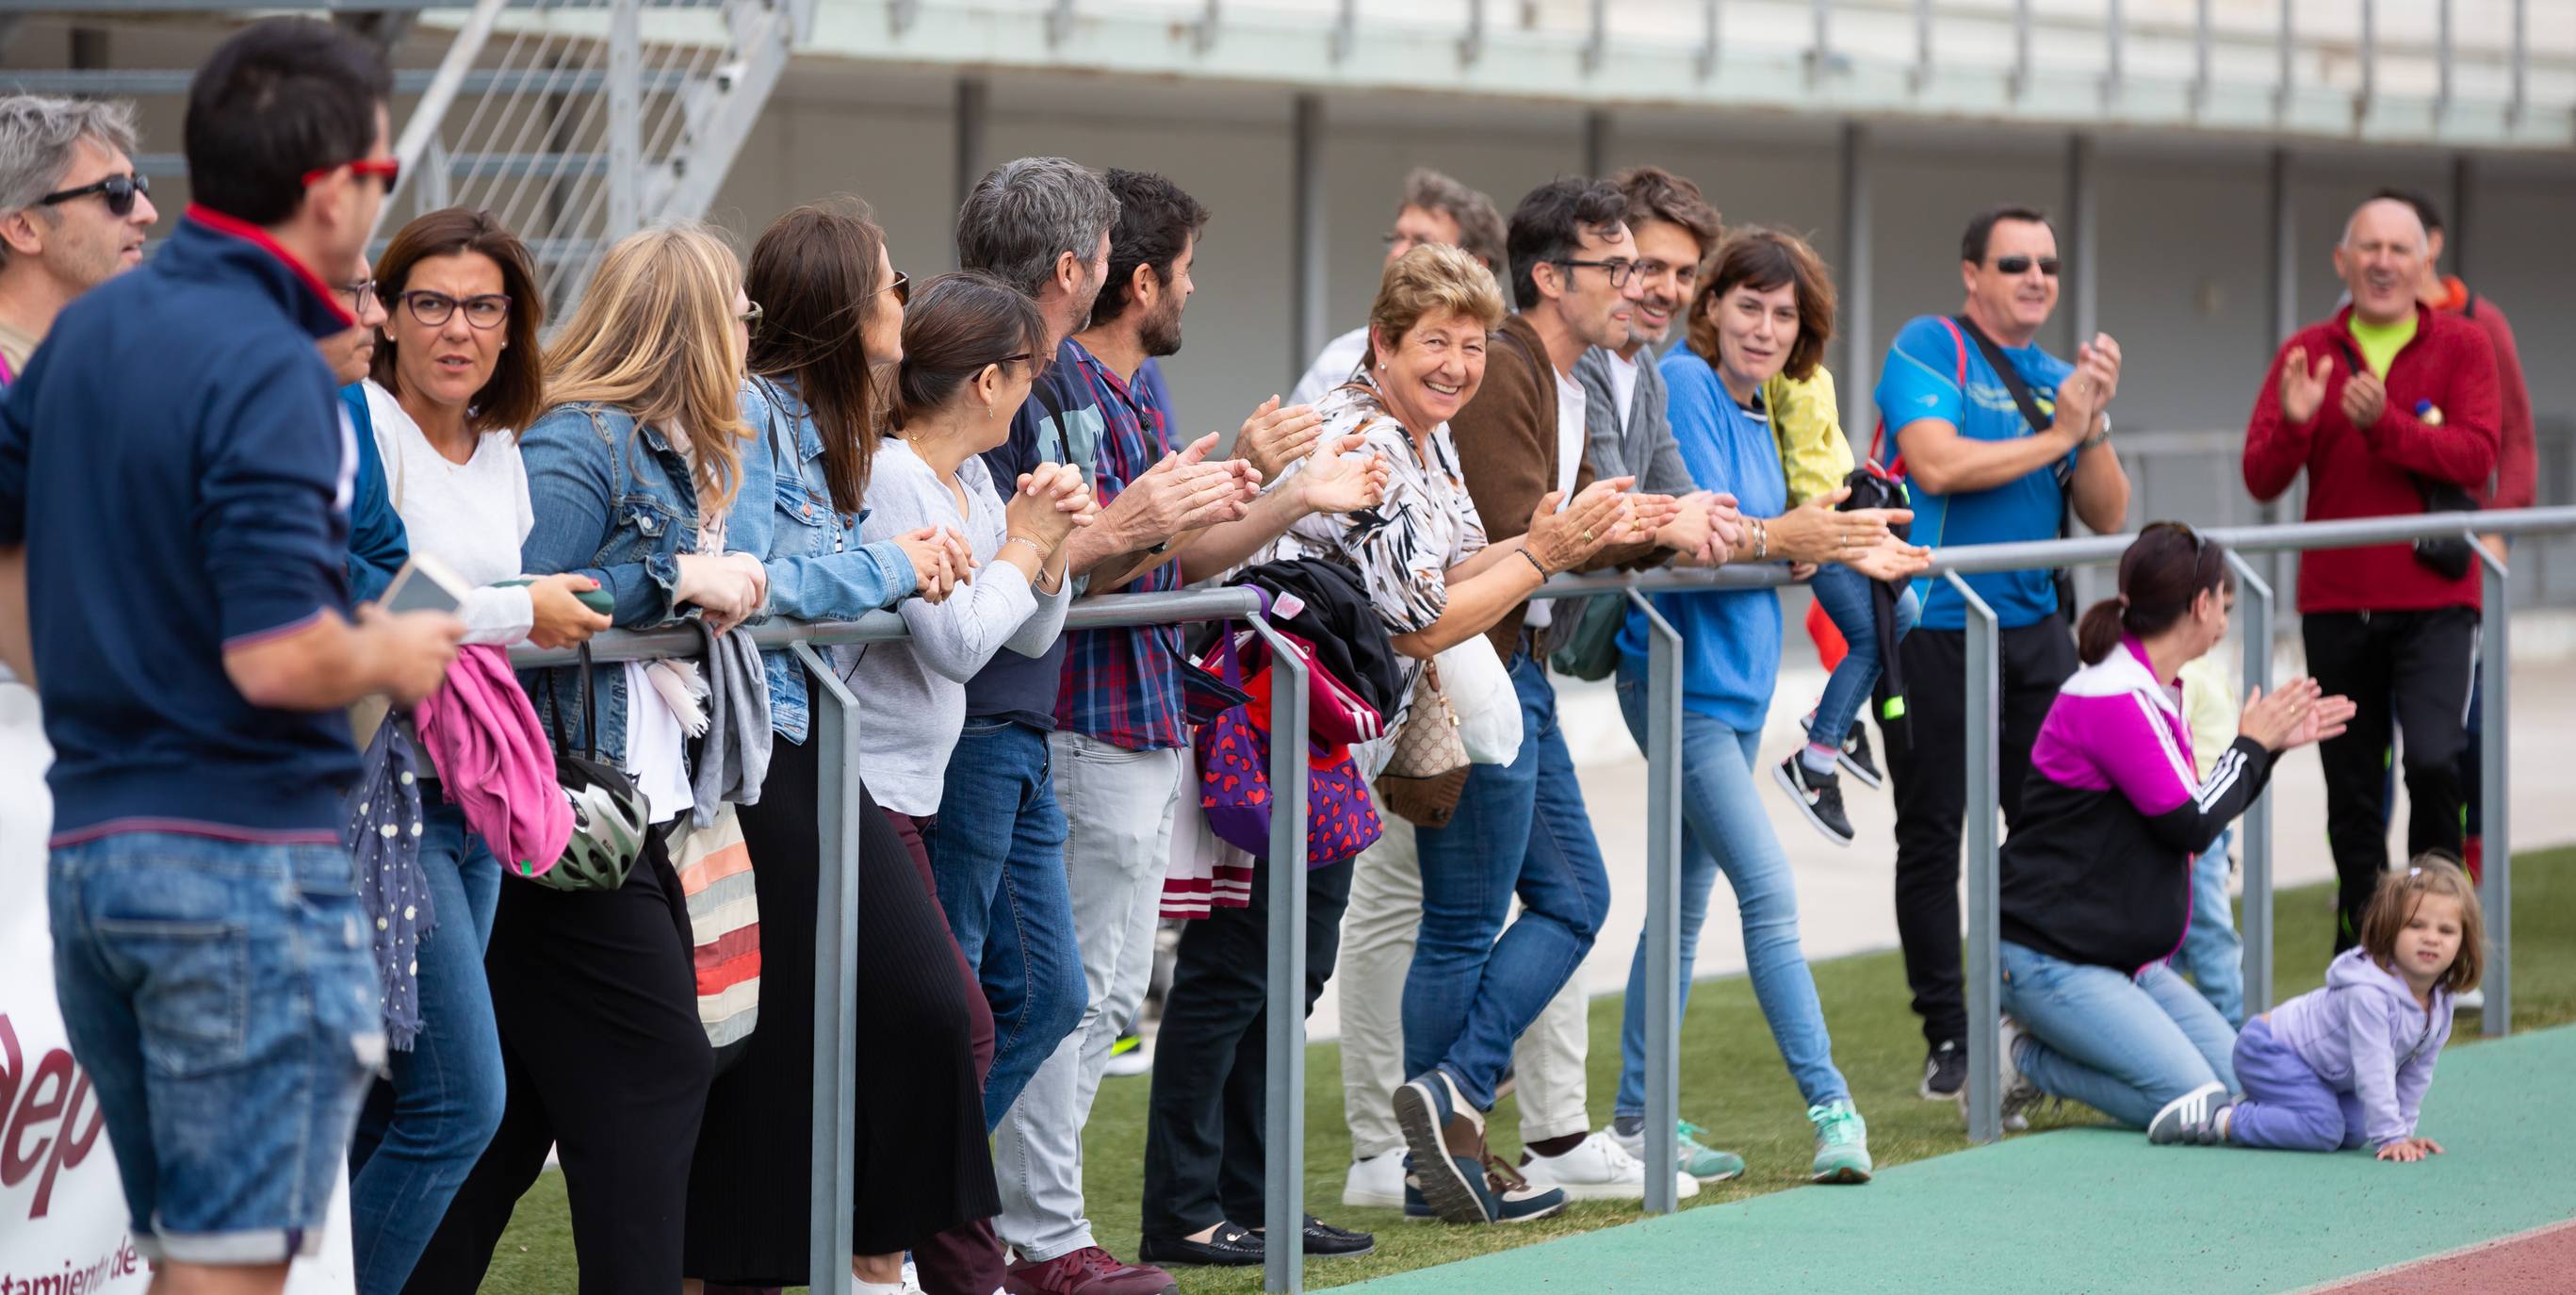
[844,440,1072,814]
[1572,344,1696,496]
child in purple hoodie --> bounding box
[2195,859,2483,1157]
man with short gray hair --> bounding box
[0,94,156,375]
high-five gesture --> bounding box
[2278,346,2335,425]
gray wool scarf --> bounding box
[689,618,772,828]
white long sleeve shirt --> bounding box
[841,439,1072,814]
[363,380,535,646]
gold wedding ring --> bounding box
[1583,528,1595,543]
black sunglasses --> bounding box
[884,270,910,305]
[1993,254,2062,277]
[40,172,149,219]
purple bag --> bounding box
[1193,632,1383,868]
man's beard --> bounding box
[1141,302,1185,359]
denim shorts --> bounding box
[48,831,383,1264]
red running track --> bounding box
[2311,1218,2576,1294]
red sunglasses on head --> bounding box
[302,156,401,192]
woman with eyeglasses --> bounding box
[333,206,610,1295]
[682,205,1077,1295]
[410,222,761,1295]
[1984,523,2353,1143]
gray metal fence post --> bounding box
[1949,573,2003,1145]
[793,642,859,1295]
[1628,589,1684,1215]
[2226,552,2277,1017]
[2478,541,2511,1037]
[1245,615,1311,1294]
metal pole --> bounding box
[1951,572,2002,1144]
[2436,0,2454,122]
[2274,0,2293,116]
[383,0,510,241]
[2509,0,2528,126]
[2104,0,2123,105]
[2191,0,2210,113]
[1580,0,1606,74]
[1582,109,1612,178]
[1696,0,1720,80]
[1911,0,1931,89]
[1290,93,1328,390]
[2227,553,2277,1017]
[1810,0,1830,81]
[1629,590,1684,1215]
[2478,541,2511,1037]
[2010,0,2030,99]
[1839,123,1875,449]
[953,76,988,257]
[2066,134,2096,357]
[1245,615,1312,1294]
[2357,0,2375,119]
[604,0,642,240]
[795,643,860,1295]
[2264,146,2296,596]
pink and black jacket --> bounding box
[1999,636,2276,972]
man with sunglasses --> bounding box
[0,95,158,380]
[1871,203,2131,1103]
[0,21,463,1294]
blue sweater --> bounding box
[0,210,363,843]
[1619,352,1789,733]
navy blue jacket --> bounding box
[0,208,364,843]
[343,382,410,603]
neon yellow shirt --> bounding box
[1766,368,1856,506]
[2346,312,2418,379]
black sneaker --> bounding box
[1772,756,1856,847]
[1838,725,1885,790]
[1919,1041,1965,1101]
[1254,1215,1376,1260]
[1138,1221,1264,1268]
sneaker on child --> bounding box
[1773,754,1857,847]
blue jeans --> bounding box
[48,831,381,1265]
[1405,649,1610,1111]
[2175,826,2245,1028]
[930,719,1085,1129]
[1612,662,1850,1117]
[348,799,507,1295]
[1805,563,1919,751]
[1999,941,2239,1129]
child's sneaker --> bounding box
[2147,1081,2232,1146]
[1807,1100,1874,1184]
[1773,755,1856,846]
[1837,724,1885,789]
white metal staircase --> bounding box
[1,0,810,320]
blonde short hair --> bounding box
[1365,243,1506,370]
[543,222,752,514]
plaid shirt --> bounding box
[1052,341,1188,751]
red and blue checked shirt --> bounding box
[1052,341,1189,752]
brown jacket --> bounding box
[1449,314,1667,660]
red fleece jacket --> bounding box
[2242,302,2500,615]
[2437,277,2536,510]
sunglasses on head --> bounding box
[1993,254,2062,277]
[40,172,149,219]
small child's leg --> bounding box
[2226,1019,2347,1152]
[2178,827,2245,1027]
[1804,565,1883,761]
[2335,1090,2371,1152]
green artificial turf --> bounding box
[472,846,2576,1293]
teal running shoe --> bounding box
[1808,1100,1874,1184]
[1608,1119,1746,1184]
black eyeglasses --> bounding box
[883,271,910,305]
[1993,254,2062,277]
[40,172,149,219]
[342,278,377,317]
[1554,257,1641,288]
[398,290,512,330]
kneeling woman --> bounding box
[1992,524,2353,1138]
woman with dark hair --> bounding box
[1608,226,1924,1188]
[683,210,1079,1295]
[1988,522,2354,1139]
[342,205,610,1295]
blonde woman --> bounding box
[411,223,756,1295]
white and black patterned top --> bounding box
[1257,376,1488,657]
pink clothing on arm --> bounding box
[414,643,574,875]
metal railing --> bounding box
[510,503,2576,1293]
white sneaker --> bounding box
[1343,1150,1408,1208]
[1517,1132,1698,1203]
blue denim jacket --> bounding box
[733,377,917,743]
[517,401,758,757]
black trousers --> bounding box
[407,828,715,1295]
[1139,852,1355,1238]
[2304,608,2478,952]
[1882,621,2076,1050]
